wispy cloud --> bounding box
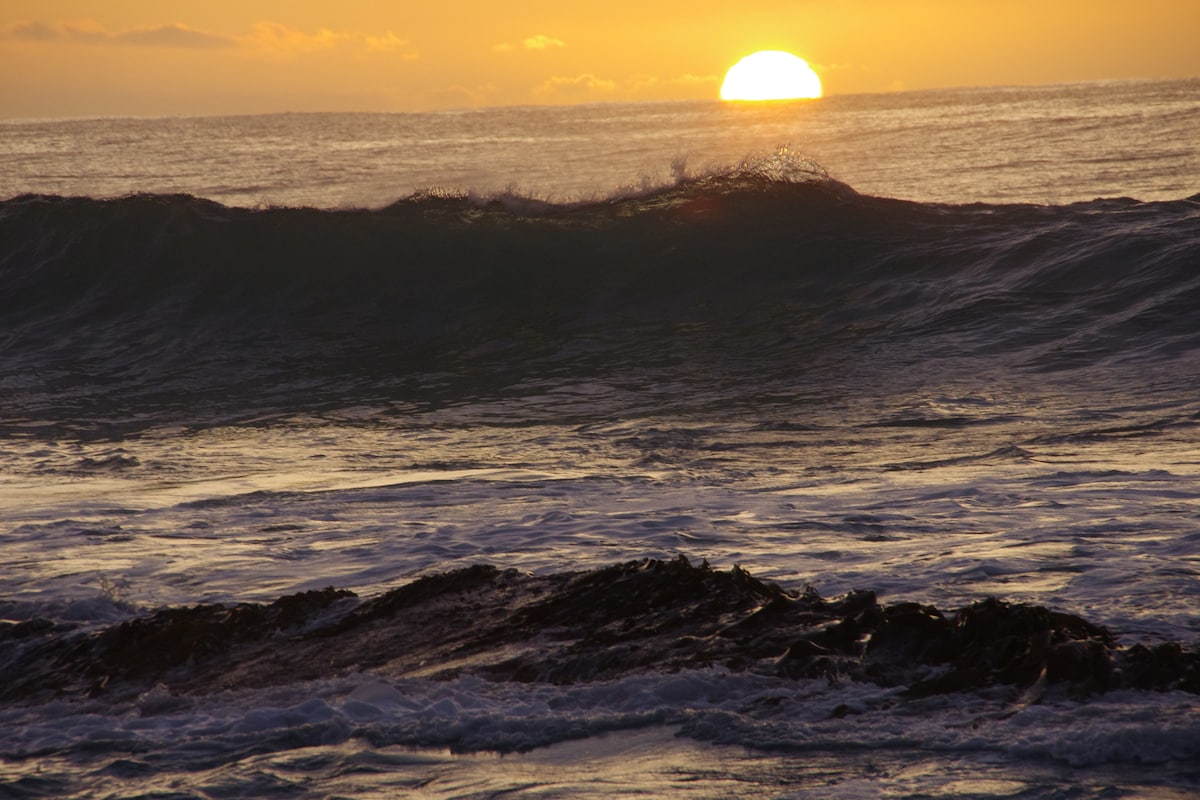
[2,21,62,41]
[629,73,719,92]
[493,33,566,54]
[240,21,346,55]
[534,72,718,101]
[118,24,236,49]
[426,83,497,109]
[363,31,416,55]
[535,73,616,98]
[1,19,418,59]
[523,34,565,50]
[2,20,234,48]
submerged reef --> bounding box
[1,557,1196,706]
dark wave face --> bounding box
[3,173,1199,432]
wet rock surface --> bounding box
[1,557,1196,705]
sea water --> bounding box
[4,79,1197,207]
[1,79,1199,798]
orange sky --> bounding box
[2,1,1198,117]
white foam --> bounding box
[4,669,1197,771]
[3,409,1199,647]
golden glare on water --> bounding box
[720,51,822,101]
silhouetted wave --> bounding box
[3,175,1199,430]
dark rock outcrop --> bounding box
[1,557,1195,706]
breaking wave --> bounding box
[2,169,1199,430]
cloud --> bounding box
[629,73,719,92]
[2,21,60,41]
[523,34,565,50]
[116,24,235,49]
[364,31,415,56]
[2,19,234,48]
[1,19,418,60]
[240,21,346,55]
[535,73,617,98]
[493,34,566,54]
[426,84,497,109]
[533,72,717,102]
[239,23,420,61]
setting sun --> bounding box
[720,51,822,101]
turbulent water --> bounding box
[2,80,1200,798]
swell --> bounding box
[2,177,1199,428]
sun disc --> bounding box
[720,51,822,101]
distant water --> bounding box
[3,78,1198,207]
[2,80,1200,799]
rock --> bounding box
[0,558,1194,706]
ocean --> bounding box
[1,78,1198,798]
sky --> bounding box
[2,1,1198,118]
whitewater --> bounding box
[1,79,1199,798]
